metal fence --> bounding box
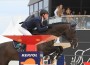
[49,15,90,29]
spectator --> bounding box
[65,8,72,23]
[66,8,71,15]
[65,8,76,27]
[84,10,87,15]
[54,4,63,17]
[78,11,81,15]
[72,11,75,15]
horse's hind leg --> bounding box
[0,60,9,65]
[0,55,9,65]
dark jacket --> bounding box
[21,16,48,32]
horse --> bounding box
[0,22,78,65]
[32,22,78,49]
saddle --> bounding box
[13,41,26,52]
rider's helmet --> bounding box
[40,9,49,16]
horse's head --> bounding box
[62,23,78,49]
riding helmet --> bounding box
[40,9,49,16]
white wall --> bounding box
[9,61,19,65]
[0,16,27,43]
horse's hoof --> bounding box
[72,42,78,49]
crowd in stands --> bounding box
[54,4,87,17]
[53,4,88,29]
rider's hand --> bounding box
[48,25,52,28]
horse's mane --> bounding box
[49,22,70,26]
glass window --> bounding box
[34,11,39,16]
[45,7,48,11]
[39,1,43,10]
[34,3,38,11]
[44,0,48,8]
[30,5,33,14]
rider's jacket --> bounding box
[21,16,48,32]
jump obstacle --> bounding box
[4,35,68,65]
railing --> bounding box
[49,15,90,30]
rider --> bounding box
[19,9,50,35]
[14,9,51,51]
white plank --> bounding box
[54,43,71,49]
[9,61,19,65]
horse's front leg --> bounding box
[49,46,63,64]
[55,46,63,60]
[70,38,78,49]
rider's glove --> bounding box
[48,25,52,28]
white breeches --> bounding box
[18,26,32,35]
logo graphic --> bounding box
[19,52,41,65]
[21,58,36,65]
[71,48,90,65]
